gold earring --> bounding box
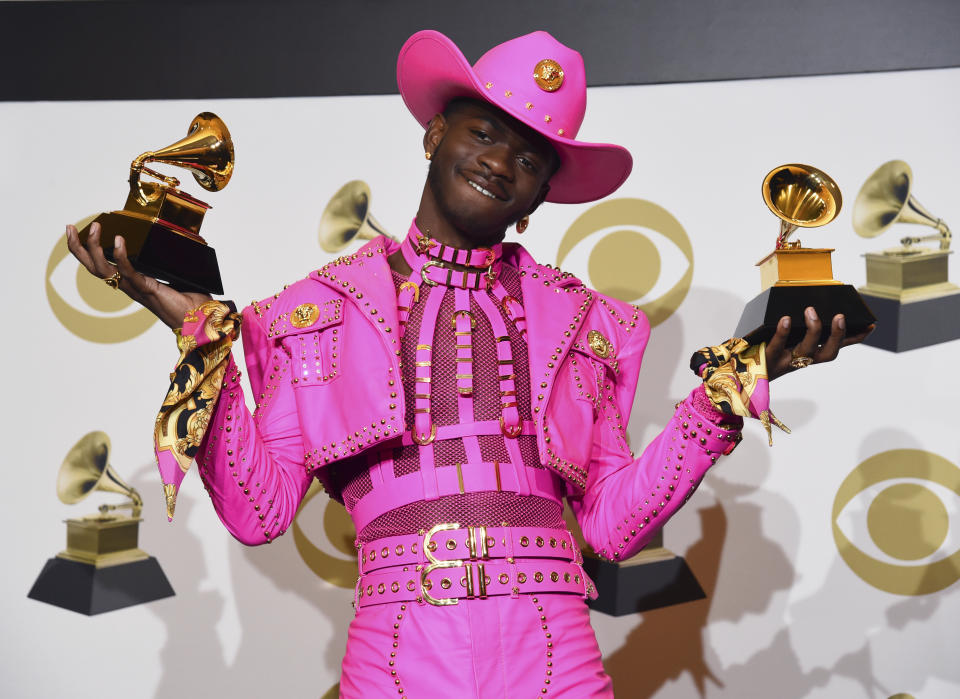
[425,151,432,160]
[516,216,529,234]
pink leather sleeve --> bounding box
[570,331,743,562]
[194,306,314,545]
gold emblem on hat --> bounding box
[291,303,320,328]
[587,329,612,359]
[533,59,564,92]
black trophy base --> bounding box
[861,291,960,353]
[735,284,876,346]
[81,211,223,295]
[28,556,175,615]
[582,554,705,616]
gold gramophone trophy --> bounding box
[77,112,233,294]
[735,164,876,345]
[853,160,959,352]
[318,180,395,253]
[28,432,174,615]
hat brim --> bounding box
[397,30,633,205]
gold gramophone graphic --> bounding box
[852,160,959,352]
[735,164,875,345]
[77,112,233,294]
[319,180,395,253]
[28,432,174,615]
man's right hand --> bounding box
[66,221,212,330]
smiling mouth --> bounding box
[466,178,503,201]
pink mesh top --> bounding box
[340,260,566,544]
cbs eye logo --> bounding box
[291,480,357,589]
[556,198,693,327]
[832,449,960,596]
[45,219,157,343]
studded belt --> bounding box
[358,523,580,574]
[354,523,597,609]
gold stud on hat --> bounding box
[533,59,564,92]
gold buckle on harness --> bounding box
[420,260,442,286]
[398,280,420,304]
[411,423,437,446]
[451,310,476,329]
[420,523,489,606]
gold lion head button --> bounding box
[587,329,612,359]
[291,303,319,328]
[533,59,564,92]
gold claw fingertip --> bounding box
[164,483,178,521]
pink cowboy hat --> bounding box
[396,30,633,205]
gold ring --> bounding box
[790,355,813,369]
[104,271,122,289]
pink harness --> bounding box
[397,228,526,444]
[345,222,587,608]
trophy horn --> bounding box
[130,112,235,194]
[852,160,951,251]
[763,164,842,249]
[318,180,394,253]
[57,431,143,518]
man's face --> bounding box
[424,99,559,243]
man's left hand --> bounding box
[765,307,874,381]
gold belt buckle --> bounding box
[420,523,490,606]
[421,522,462,606]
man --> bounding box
[67,29,866,698]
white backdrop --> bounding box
[2,65,959,698]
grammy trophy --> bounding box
[736,164,876,346]
[852,160,959,352]
[77,113,233,294]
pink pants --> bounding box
[340,594,613,698]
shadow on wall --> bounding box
[604,286,798,696]
[123,462,229,697]
[602,468,804,698]
[134,459,353,699]
[777,427,960,696]
[603,503,727,696]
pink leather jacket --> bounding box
[194,236,742,561]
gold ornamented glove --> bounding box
[690,338,789,446]
[154,301,241,520]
